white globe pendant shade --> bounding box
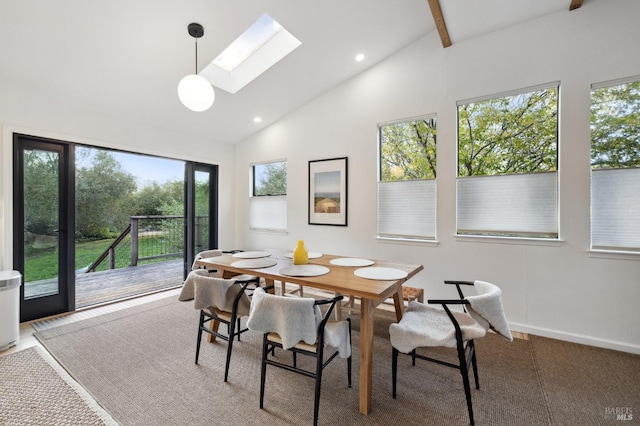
[178,74,215,112]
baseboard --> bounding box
[510,322,640,355]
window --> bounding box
[590,77,640,252]
[201,14,301,94]
[249,161,287,231]
[456,83,559,238]
[377,115,437,240]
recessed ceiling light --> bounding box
[254,117,262,123]
[355,53,365,62]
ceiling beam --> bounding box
[569,0,583,11]
[427,0,452,48]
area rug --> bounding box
[0,346,117,425]
[33,296,554,425]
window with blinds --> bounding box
[249,161,287,232]
[456,83,559,238]
[377,115,437,240]
[590,77,640,251]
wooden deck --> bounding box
[24,259,185,309]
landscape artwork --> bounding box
[308,157,347,226]
[314,171,341,213]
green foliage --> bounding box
[254,162,287,195]
[133,182,180,216]
[75,150,137,238]
[23,150,60,235]
[457,88,558,176]
[380,118,437,181]
[591,81,640,169]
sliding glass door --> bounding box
[13,134,219,320]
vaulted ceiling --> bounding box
[0,0,583,144]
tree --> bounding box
[380,118,437,181]
[133,181,183,216]
[457,88,558,176]
[23,150,59,235]
[76,150,137,238]
[255,162,287,195]
[591,81,640,169]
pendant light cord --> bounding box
[194,38,198,74]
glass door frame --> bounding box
[184,162,218,278]
[13,134,75,321]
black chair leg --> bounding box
[313,350,324,426]
[195,311,205,364]
[347,318,352,387]
[392,347,398,398]
[224,316,236,382]
[470,342,480,390]
[259,338,269,409]
[236,318,242,341]
[457,344,475,425]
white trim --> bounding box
[377,112,437,128]
[376,236,439,246]
[457,80,560,106]
[455,234,564,247]
[588,249,640,261]
[591,75,640,90]
[510,322,640,355]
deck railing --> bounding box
[87,215,208,272]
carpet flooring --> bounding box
[32,296,640,425]
[0,346,117,425]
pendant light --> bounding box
[178,23,215,112]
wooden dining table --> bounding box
[194,249,423,415]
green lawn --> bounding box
[24,236,182,281]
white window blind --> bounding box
[591,168,640,250]
[378,180,436,239]
[249,195,287,231]
[457,172,557,237]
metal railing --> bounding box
[87,215,200,272]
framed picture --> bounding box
[308,157,348,226]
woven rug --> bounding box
[33,296,556,425]
[0,346,117,425]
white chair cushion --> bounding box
[178,270,251,316]
[389,301,488,353]
[466,281,513,341]
[247,288,321,350]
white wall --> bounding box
[0,77,237,271]
[235,1,640,353]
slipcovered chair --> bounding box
[247,287,352,426]
[389,280,513,425]
[179,269,260,382]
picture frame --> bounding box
[308,157,348,226]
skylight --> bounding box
[200,13,301,94]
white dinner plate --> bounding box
[231,258,277,269]
[354,267,408,281]
[330,258,374,267]
[232,251,272,259]
[279,265,330,277]
[283,252,323,259]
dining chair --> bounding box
[178,269,260,382]
[388,280,512,425]
[247,287,352,426]
[192,249,257,281]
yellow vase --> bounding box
[293,240,309,265]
